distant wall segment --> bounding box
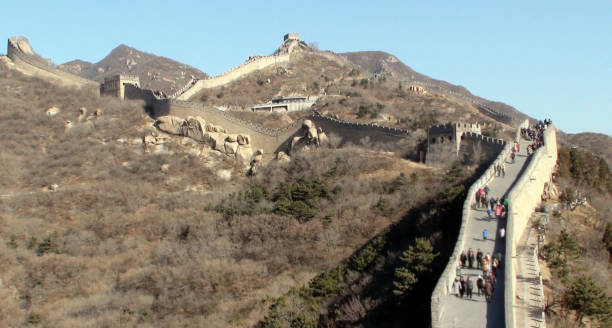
[6,37,97,88]
[176,54,290,100]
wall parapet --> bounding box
[504,123,556,328]
[430,121,523,327]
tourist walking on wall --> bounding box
[476,275,484,296]
[482,229,488,240]
[453,277,461,297]
[476,249,483,269]
[499,227,505,239]
[487,207,493,221]
[466,277,473,299]
[484,280,493,303]
[459,276,466,298]
[468,249,475,268]
[495,203,503,221]
[460,251,467,268]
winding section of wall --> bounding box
[176,54,290,100]
[430,120,526,327]
[6,37,97,88]
[126,84,413,153]
[504,125,557,328]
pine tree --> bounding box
[392,238,438,297]
[562,275,611,322]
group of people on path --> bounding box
[522,119,551,155]
[454,250,503,302]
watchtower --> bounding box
[100,74,140,99]
[426,122,482,164]
[284,33,300,42]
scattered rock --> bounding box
[161,164,170,173]
[217,169,232,181]
[77,107,87,122]
[276,151,291,163]
[64,120,73,132]
[45,106,60,116]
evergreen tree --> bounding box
[562,275,611,322]
[392,238,438,297]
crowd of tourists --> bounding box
[454,250,503,302]
[521,119,551,155]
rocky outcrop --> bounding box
[153,115,256,169]
[288,119,329,153]
[155,115,185,135]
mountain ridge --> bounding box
[59,44,209,94]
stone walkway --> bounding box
[514,213,547,328]
[439,139,531,328]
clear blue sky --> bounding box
[2,1,610,135]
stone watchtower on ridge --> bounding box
[100,74,140,99]
[426,122,482,164]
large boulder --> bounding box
[317,128,329,146]
[307,127,318,141]
[204,132,228,152]
[236,145,253,165]
[237,134,250,145]
[302,119,314,130]
[184,116,206,141]
[224,140,238,155]
[225,134,237,143]
[156,115,185,135]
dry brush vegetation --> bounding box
[0,68,464,327]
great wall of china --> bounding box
[430,118,557,328]
[2,35,559,327]
[504,123,557,328]
[4,37,97,88]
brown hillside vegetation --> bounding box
[540,145,612,327]
[559,131,612,165]
[0,68,459,327]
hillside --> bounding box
[341,51,529,123]
[0,67,465,327]
[59,45,209,94]
[558,131,612,165]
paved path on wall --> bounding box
[514,213,547,328]
[438,139,530,328]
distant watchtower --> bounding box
[100,74,140,99]
[426,122,482,164]
[284,33,300,41]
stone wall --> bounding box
[175,53,291,100]
[504,124,557,328]
[430,121,525,328]
[127,84,412,154]
[6,37,97,88]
